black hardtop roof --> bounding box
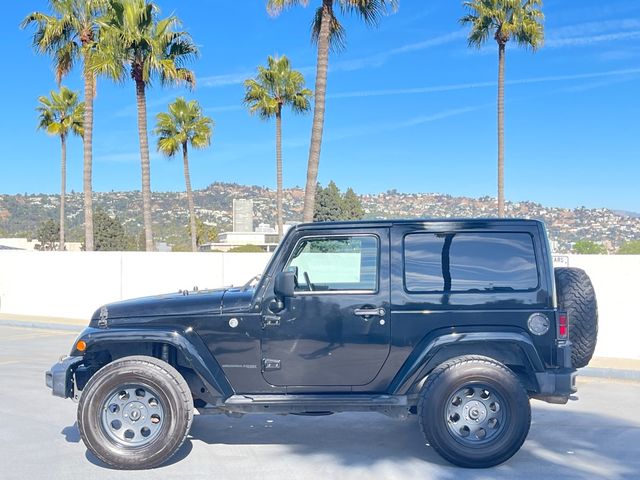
[294,218,544,231]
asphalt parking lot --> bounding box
[0,323,638,480]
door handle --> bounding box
[354,307,386,317]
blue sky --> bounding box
[2,0,639,211]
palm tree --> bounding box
[153,98,213,252]
[266,0,398,222]
[93,0,197,251]
[243,56,312,238]
[22,0,106,251]
[460,0,544,217]
[36,87,84,251]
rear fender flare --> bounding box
[389,330,545,395]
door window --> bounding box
[285,236,378,292]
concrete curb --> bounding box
[580,367,640,382]
[1,315,639,382]
[0,318,83,332]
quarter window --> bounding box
[404,232,538,293]
[285,236,378,292]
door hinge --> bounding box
[262,315,281,328]
[262,358,281,371]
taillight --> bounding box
[558,313,568,339]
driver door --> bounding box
[261,228,391,388]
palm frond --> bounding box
[311,6,347,52]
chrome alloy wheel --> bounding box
[445,384,506,446]
[100,385,165,447]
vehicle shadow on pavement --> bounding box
[61,403,639,478]
[184,406,638,478]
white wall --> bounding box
[0,251,637,359]
[0,251,270,320]
[561,255,640,360]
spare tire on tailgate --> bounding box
[554,267,598,368]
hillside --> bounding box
[1,182,639,253]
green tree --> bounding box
[36,87,84,251]
[573,240,606,255]
[267,0,398,223]
[22,0,107,251]
[194,218,219,247]
[154,98,213,252]
[314,181,343,222]
[342,187,364,220]
[460,0,544,217]
[93,209,128,251]
[94,0,198,251]
[244,55,312,239]
[228,244,265,253]
[618,240,640,255]
[36,219,60,251]
[314,182,364,221]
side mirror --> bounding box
[274,271,295,298]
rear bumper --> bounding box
[532,368,577,404]
[45,356,83,398]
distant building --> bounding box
[233,199,254,232]
[255,223,276,233]
[199,231,278,253]
[0,237,82,251]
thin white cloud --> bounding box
[96,152,162,163]
[199,72,253,88]
[328,68,640,99]
[546,30,640,48]
[324,104,487,143]
[200,30,465,86]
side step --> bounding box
[200,394,409,415]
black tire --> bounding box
[78,355,194,469]
[418,355,531,468]
[554,267,598,368]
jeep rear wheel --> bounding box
[78,355,193,469]
[418,355,531,468]
[554,267,598,368]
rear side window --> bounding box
[404,232,538,293]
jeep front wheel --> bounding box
[78,355,194,469]
[418,355,531,468]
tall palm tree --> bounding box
[22,0,107,251]
[266,0,398,222]
[243,56,312,238]
[93,0,197,251]
[36,87,84,251]
[153,98,213,252]
[460,0,544,217]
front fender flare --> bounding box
[389,330,545,395]
[73,327,234,401]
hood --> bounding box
[90,287,227,326]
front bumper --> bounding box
[45,356,83,398]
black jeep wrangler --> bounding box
[46,219,598,469]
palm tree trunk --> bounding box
[497,42,506,218]
[135,79,155,251]
[59,134,66,251]
[301,0,333,223]
[276,108,283,239]
[83,67,94,250]
[183,142,198,253]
